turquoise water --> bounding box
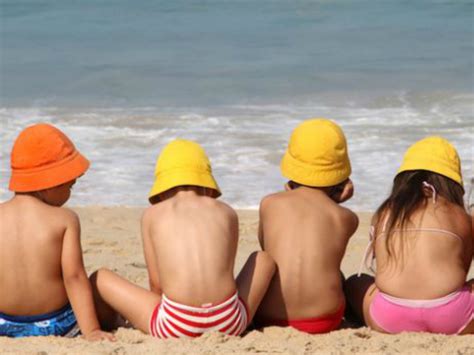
[1,0,473,209]
[1,0,472,106]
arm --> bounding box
[464,210,473,264]
[458,210,473,269]
[258,219,265,250]
[471,211,473,260]
[61,211,114,341]
[334,179,354,204]
[258,198,269,250]
[141,210,161,294]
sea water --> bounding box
[1,0,473,210]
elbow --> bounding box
[149,280,161,294]
[63,270,88,287]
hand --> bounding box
[83,329,116,342]
[334,179,354,203]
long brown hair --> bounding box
[374,170,464,257]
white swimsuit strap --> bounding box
[402,227,464,243]
[357,226,464,277]
[422,181,437,204]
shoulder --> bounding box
[335,205,359,236]
[43,207,81,239]
[259,191,287,211]
[60,207,81,229]
[214,199,238,221]
[142,205,156,222]
[141,204,169,233]
[449,204,471,238]
[453,209,472,248]
[0,201,8,215]
[142,201,169,220]
[439,202,469,225]
[428,201,471,242]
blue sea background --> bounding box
[1,0,473,210]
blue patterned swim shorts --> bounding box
[0,303,79,338]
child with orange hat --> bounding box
[90,139,275,339]
[345,136,473,334]
[253,118,358,334]
[0,123,114,340]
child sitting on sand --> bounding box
[90,139,275,339]
[254,118,358,334]
[0,123,114,340]
[345,136,474,334]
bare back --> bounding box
[0,196,74,315]
[142,191,238,307]
[256,187,358,320]
[374,199,472,299]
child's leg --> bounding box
[90,271,122,331]
[459,279,474,335]
[90,268,160,333]
[344,274,379,329]
[236,251,276,321]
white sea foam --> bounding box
[1,94,472,210]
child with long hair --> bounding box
[345,136,473,335]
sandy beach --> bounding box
[1,207,472,355]
[2,1,472,353]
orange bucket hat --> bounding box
[9,123,90,192]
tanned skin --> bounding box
[91,187,276,334]
[0,180,114,341]
[345,187,474,334]
[255,179,358,323]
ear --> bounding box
[422,184,433,198]
[336,179,354,203]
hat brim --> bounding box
[9,151,90,192]
[397,163,463,187]
[149,170,221,202]
[280,150,351,187]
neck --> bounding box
[289,182,331,195]
[163,187,209,201]
[174,189,201,197]
[13,192,46,204]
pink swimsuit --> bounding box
[358,185,473,334]
[370,286,473,334]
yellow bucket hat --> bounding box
[280,118,351,187]
[397,136,463,186]
[149,139,221,202]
